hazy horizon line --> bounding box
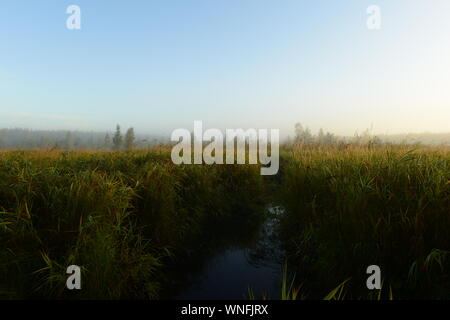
[1,125,450,138]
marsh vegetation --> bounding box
[0,143,449,299]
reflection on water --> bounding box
[175,205,285,300]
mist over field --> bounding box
[0,127,449,150]
[1,1,449,302]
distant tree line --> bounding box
[291,123,339,145]
[0,126,167,150]
[0,124,448,150]
[110,124,136,150]
[288,123,450,147]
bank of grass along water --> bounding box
[0,150,267,299]
[278,145,450,299]
[0,145,449,299]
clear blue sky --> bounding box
[1,1,449,137]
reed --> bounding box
[0,149,265,299]
[278,145,450,299]
[0,144,448,299]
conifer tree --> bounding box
[124,127,135,150]
[112,124,123,150]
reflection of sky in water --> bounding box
[176,206,285,300]
[176,249,281,300]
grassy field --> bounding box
[0,149,266,299]
[0,145,449,299]
[278,144,450,299]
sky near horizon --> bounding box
[0,1,449,138]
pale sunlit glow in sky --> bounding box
[0,1,449,138]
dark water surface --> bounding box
[175,206,285,300]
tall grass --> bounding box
[0,145,448,299]
[0,150,265,299]
[278,145,450,299]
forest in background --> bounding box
[1,143,448,299]
[0,124,449,150]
